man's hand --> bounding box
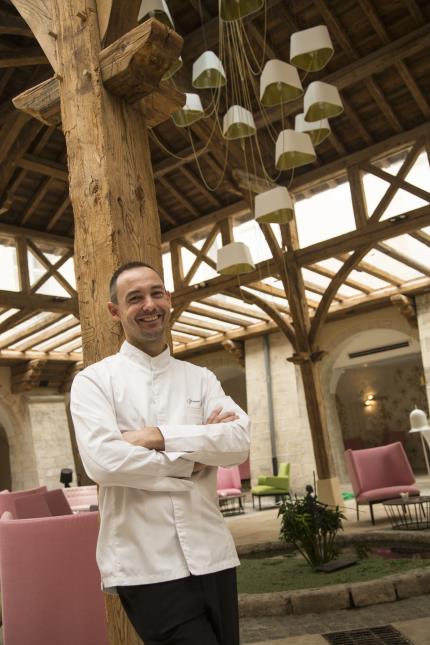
[207,406,240,424]
[122,427,165,450]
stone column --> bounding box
[26,394,76,489]
[245,332,316,493]
[417,294,430,413]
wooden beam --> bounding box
[15,237,30,293]
[0,313,64,350]
[182,224,219,286]
[376,242,430,277]
[27,240,76,297]
[296,204,430,266]
[10,0,58,70]
[46,195,71,231]
[0,48,49,68]
[0,308,36,335]
[169,240,184,291]
[347,166,368,228]
[186,303,254,327]
[0,9,33,37]
[12,318,79,352]
[201,297,270,321]
[17,154,69,182]
[0,349,82,362]
[0,290,77,314]
[13,57,185,129]
[0,222,74,249]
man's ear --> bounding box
[107,301,121,321]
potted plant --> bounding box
[278,486,347,570]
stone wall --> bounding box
[417,293,430,413]
[27,395,76,489]
[0,367,75,490]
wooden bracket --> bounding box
[390,293,417,327]
[13,19,185,128]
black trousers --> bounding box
[117,568,239,645]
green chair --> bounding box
[251,462,290,510]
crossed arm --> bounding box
[122,407,240,473]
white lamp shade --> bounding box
[193,51,226,89]
[409,408,430,433]
[295,112,330,146]
[255,186,294,224]
[290,25,334,72]
[171,93,204,127]
[162,56,182,80]
[260,60,303,107]
[223,105,256,140]
[138,0,174,29]
[304,81,343,122]
[217,242,255,275]
[220,0,264,22]
[275,129,316,171]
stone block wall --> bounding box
[417,293,430,413]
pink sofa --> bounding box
[63,485,98,512]
[217,466,244,514]
[0,511,108,645]
[345,442,420,524]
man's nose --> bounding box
[141,295,156,309]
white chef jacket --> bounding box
[70,340,250,591]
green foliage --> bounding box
[278,488,345,568]
[354,543,370,560]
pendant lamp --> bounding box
[220,0,264,22]
[290,25,334,72]
[260,60,303,107]
[304,81,343,122]
[294,113,330,146]
[217,242,255,275]
[171,93,204,127]
[255,186,294,223]
[162,56,183,80]
[275,129,316,171]
[138,0,174,29]
[223,106,256,140]
[193,51,226,89]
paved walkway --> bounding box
[240,595,430,644]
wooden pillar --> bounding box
[281,221,339,499]
[39,2,181,643]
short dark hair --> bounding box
[109,261,162,303]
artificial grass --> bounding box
[237,552,430,594]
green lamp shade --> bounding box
[276,129,316,171]
[255,186,294,224]
[138,0,174,29]
[171,93,204,127]
[290,25,334,72]
[220,0,264,21]
[193,51,226,89]
[223,105,256,140]
[217,242,255,275]
[294,112,330,146]
[260,59,303,107]
[304,81,343,122]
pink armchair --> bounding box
[0,511,108,645]
[63,485,98,512]
[0,486,47,519]
[217,466,244,514]
[345,442,420,524]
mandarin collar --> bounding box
[120,340,171,371]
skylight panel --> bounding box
[295,182,355,248]
[362,249,422,281]
[302,269,331,288]
[383,235,429,267]
[0,244,19,291]
[348,270,389,290]
[336,285,363,298]
[0,309,18,325]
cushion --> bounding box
[251,485,289,495]
[217,488,241,497]
[357,485,420,503]
[1,510,13,520]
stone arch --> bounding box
[319,312,420,482]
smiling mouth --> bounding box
[137,314,161,323]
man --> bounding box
[70,261,250,645]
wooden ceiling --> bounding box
[0,0,430,391]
